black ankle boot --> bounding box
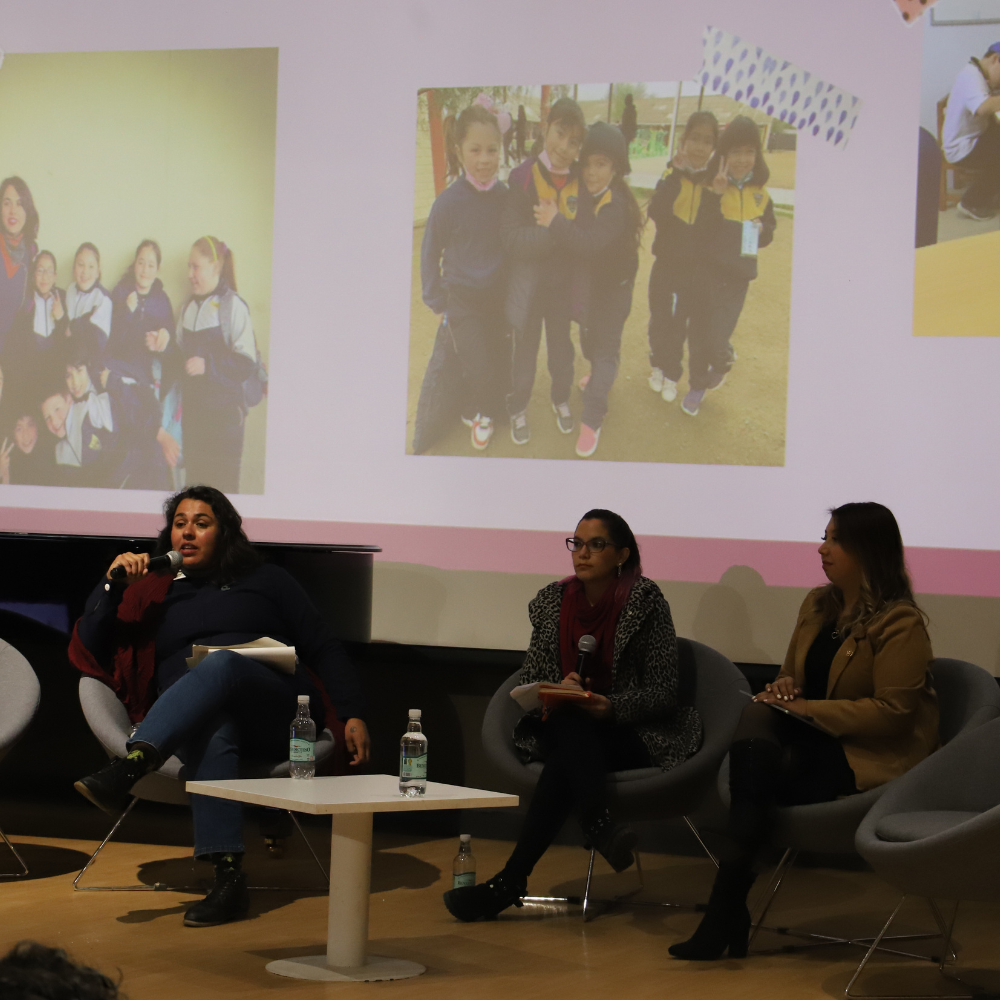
[443,870,526,922]
[727,739,783,846]
[73,745,161,816]
[581,807,637,873]
[668,863,756,961]
[184,854,250,927]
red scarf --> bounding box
[0,233,24,280]
[558,571,635,694]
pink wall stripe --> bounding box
[1,506,997,598]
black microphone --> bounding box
[109,549,183,581]
[577,634,597,682]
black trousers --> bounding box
[504,707,651,881]
[445,283,508,421]
[689,275,747,392]
[647,256,700,383]
[954,118,1000,214]
[183,398,244,494]
[579,278,635,431]
[506,282,574,416]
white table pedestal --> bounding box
[265,812,424,982]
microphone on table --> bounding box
[576,634,597,684]
[109,549,183,581]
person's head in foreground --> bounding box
[155,484,261,583]
[0,941,122,1000]
[567,507,641,601]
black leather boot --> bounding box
[74,745,161,816]
[184,854,250,927]
[443,870,526,921]
[668,863,756,960]
[580,807,637,873]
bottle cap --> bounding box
[298,695,310,704]
[408,709,421,719]
[460,833,471,843]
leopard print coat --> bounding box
[512,576,703,770]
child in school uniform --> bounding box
[502,96,587,445]
[682,115,776,417]
[65,243,113,360]
[420,103,508,450]
[645,111,718,403]
[535,123,643,458]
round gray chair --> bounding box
[74,675,335,891]
[716,657,1000,952]
[850,715,1000,998]
[482,637,751,918]
[0,640,42,876]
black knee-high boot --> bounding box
[669,739,783,961]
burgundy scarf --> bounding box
[558,569,637,694]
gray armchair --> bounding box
[0,640,41,876]
[74,675,335,891]
[482,637,751,919]
[850,715,1000,997]
[717,657,1000,953]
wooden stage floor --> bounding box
[2,831,999,999]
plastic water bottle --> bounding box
[452,834,476,889]
[289,695,316,779]
[399,708,428,796]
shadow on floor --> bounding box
[0,842,91,882]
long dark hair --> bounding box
[155,485,261,585]
[118,238,161,287]
[815,502,923,630]
[681,110,719,146]
[705,115,770,186]
[579,508,642,576]
[0,176,39,245]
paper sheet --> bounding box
[186,637,297,675]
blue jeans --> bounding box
[129,650,326,857]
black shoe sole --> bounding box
[73,778,129,818]
[183,909,249,928]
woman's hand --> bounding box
[782,697,810,716]
[344,718,370,766]
[126,291,138,312]
[106,552,150,585]
[755,675,802,703]
[560,672,584,689]
[577,692,612,719]
[533,198,558,227]
[186,356,206,376]
[146,328,170,353]
[156,427,181,468]
[51,294,64,321]
[711,156,728,195]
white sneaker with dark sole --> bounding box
[552,401,574,434]
[510,411,530,445]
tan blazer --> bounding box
[776,589,939,792]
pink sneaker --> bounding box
[575,423,600,458]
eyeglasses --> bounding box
[566,537,614,553]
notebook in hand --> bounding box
[510,681,593,713]
[765,700,833,735]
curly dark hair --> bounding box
[154,484,262,585]
[0,941,123,1000]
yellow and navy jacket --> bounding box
[700,181,777,281]
[647,164,710,264]
[501,155,581,331]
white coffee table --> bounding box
[186,773,517,982]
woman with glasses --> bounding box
[444,508,703,921]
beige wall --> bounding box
[0,48,277,493]
[372,562,1000,674]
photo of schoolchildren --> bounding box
[0,48,276,493]
[406,82,795,466]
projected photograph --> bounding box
[0,48,277,492]
[914,14,1000,336]
[406,82,795,465]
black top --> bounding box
[78,562,365,720]
[802,621,846,702]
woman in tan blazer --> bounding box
[671,502,938,962]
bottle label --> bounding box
[290,739,315,762]
[452,872,475,889]
[400,751,427,780]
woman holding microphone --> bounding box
[670,502,939,960]
[70,485,370,928]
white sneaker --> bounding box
[552,401,574,434]
[471,415,493,450]
[648,367,664,393]
[661,378,678,402]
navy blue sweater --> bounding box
[78,562,366,720]
[420,177,508,314]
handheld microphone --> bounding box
[109,549,183,581]
[576,634,597,682]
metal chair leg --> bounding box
[0,822,29,877]
[684,815,719,868]
[581,848,598,922]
